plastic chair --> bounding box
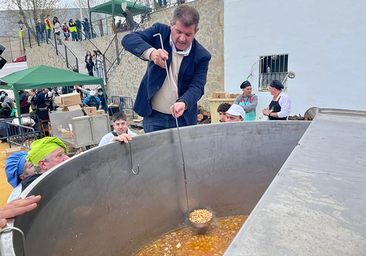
[40,119,50,137]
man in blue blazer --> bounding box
[122,5,211,132]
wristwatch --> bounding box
[176,98,188,110]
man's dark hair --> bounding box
[112,111,126,122]
[217,103,231,113]
[172,5,200,31]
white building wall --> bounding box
[224,0,366,117]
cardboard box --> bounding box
[84,107,97,116]
[62,105,81,112]
[96,110,105,115]
[62,129,72,139]
[1,147,25,157]
[212,92,229,99]
[55,96,62,105]
[55,93,81,106]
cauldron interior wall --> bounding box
[11,122,309,256]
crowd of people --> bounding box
[0,86,109,124]
[36,15,91,43]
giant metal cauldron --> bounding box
[1,121,309,255]
[3,110,366,255]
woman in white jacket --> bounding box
[53,17,62,45]
[95,50,104,78]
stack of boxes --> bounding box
[83,107,105,116]
[55,93,82,111]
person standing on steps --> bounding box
[35,19,46,42]
[86,58,94,76]
[69,19,77,41]
[45,15,53,40]
[83,18,90,39]
[85,51,94,76]
[95,50,104,78]
[62,23,70,41]
[53,17,62,45]
[75,17,82,41]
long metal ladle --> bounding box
[153,33,190,215]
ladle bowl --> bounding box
[190,218,212,229]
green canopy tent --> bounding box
[90,0,152,26]
[0,65,107,121]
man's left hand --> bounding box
[170,102,185,118]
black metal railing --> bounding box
[0,114,43,147]
[24,27,79,72]
[6,122,38,150]
[102,19,146,83]
[49,34,79,72]
[101,0,147,83]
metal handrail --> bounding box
[106,47,125,74]
[104,18,144,75]
[48,32,79,72]
[103,0,139,57]
[25,27,79,72]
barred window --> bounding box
[259,54,288,91]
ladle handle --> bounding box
[0,226,26,256]
[129,142,139,175]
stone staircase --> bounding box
[62,41,88,75]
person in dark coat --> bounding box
[83,18,90,39]
[75,17,82,41]
[86,58,94,76]
[35,19,46,42]
[121,5,211,132]
[19,90,30,114]
[0,102,11,118]
[32,89,46,110]
[97,88,108,113]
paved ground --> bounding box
[0,143,13,207]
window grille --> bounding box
[259,54,288,91]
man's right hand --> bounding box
[150,49,168,69]
[112,134,132,144]
[0,195,41,228]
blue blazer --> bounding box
[122,23,211,126]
